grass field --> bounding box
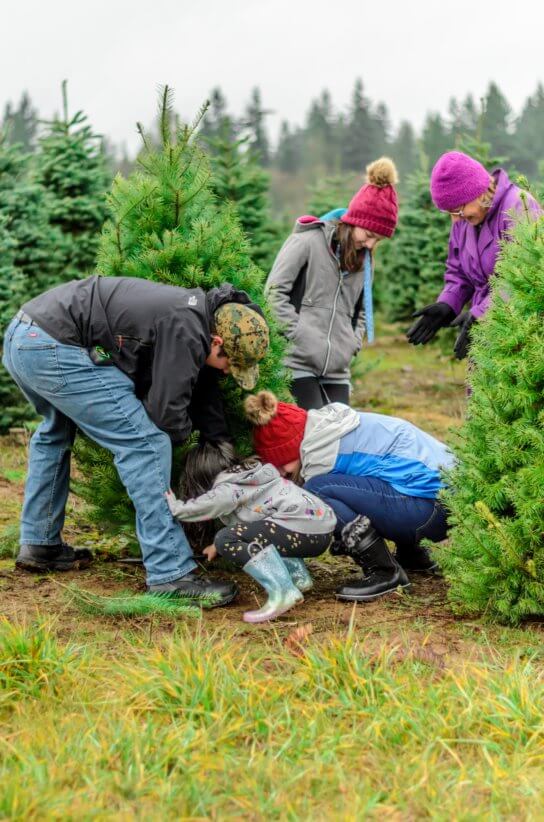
[1,327,543,818]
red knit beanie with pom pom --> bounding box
[244,391,307,467]
[341,157,399,238]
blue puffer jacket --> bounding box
[300,403,454,499]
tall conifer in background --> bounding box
[204,120,282,272]
[2,92,38,152]
[376,167,450,320]
[34,81,109,285]
[73,88,289,536]
[438,211,544,624]
[306,173,360,217]
[515,84,544,178]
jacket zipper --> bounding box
[321,270,342,377]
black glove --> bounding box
[406,302,455,345]
[451,311,476,360]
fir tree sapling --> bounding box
[0,135,62,430]
[34,80,110,285]
[437,209,544,624]
[73,87,290,539]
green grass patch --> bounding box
[0,620,543,817]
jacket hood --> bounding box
[301,403,360,479]
[206,284,265,320]
[215,462,279,488]
[293,215,337,244]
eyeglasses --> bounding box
[441,194,494,219]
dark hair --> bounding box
[180,441,258,500]
[335,222,366,274]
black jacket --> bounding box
[23,275,262,444]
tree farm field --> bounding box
[0,327,543,818]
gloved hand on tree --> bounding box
[406,302,456,345]
[450,311,476,360]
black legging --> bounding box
[292,377,350,411]
[214,519,333,567]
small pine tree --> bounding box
[0,135,62,430]
[437,210,544,624]
[73,88,290,537]
[376,167,450,321]
[34,81,110,285]
[205,123,282,272]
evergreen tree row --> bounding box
[0,83,110,431]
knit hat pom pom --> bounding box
[244,390,278,425]
[366,157,398,188]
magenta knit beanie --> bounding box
[430,151,491,211]
[341,157,399,238]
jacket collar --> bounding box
[459,169,514,265]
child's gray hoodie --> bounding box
[167,462,336,535]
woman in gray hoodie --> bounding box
[166,442,335,624]
[265,158,399,410]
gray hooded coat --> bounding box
[265,217,366,380]
[167,462,336,535]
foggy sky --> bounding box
[2,0,541,153]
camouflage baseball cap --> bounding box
[214,303,269,390]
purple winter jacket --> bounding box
[437,169,542,319]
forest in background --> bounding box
[4,78,544,221]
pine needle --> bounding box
[65,584,220,618]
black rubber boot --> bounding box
[395,543,440,574]
[147,572,238,607]
[16,542,93,573]
[335,516,410,602]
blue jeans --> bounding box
[2,317,196,584]
[304,473,448,550]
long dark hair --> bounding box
[180,441,258,500]
[179,442,259,551]
[335,222,366,274]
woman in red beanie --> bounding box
[407,151,541,359]
[265,158,399,410]
[245,391,453,602]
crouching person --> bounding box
[2,274,269,606]
[245,391,453,602]
[166,442,336,622]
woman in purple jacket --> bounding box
[407,151,541,358]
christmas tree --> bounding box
[376,167,450,321]
[204,121,282,272]
[306,173,360,218]
[34,81,110,285]
[437,208,544,624]
[0,135,62,430]
[73,88,290,537]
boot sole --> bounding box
[336,582,411,602]
[15,558,93,573]
[243,592,304,623]
[401,567,441,576]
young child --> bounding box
[166,442,336,623]
[244,391,454,602]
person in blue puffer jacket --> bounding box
[245,391,454,602]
